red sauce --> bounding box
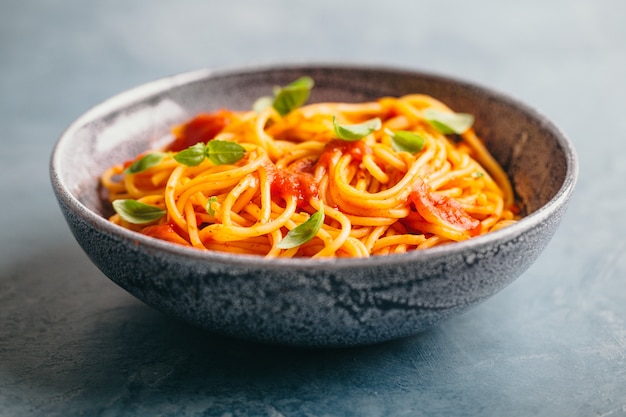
[264,139,375,208]
[265,162,318,208]
[409,180,481,235]
[166,109,233,152]
[384,105,401,120]
[318,139,372,167]
[348,140,371,161]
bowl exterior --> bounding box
[55,190,567,347]
[51,64,577,347]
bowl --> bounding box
[50,64,578,347]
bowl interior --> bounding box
[54,65,574,229]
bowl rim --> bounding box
[50,62,579,270]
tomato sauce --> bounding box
[265,162,318,208]
[166,109,233,152]
[318,139,372,167]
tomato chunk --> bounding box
[409,180,480,235]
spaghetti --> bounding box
[100,79,518,258]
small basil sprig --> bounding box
[124,152,166,174]
[333,116,381,141]
[276,205,325,249]
[423,108,474,134]
[386,129,425,153]
[112,199,166,224]
[254,76,315,116]
[174,140,245,167]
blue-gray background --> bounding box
[1,1,625,416]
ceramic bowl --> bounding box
[50,64,578,347]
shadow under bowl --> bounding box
[50,64,578,347]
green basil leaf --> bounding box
[272,76,314,116]
[112,199,166,224]
[124,152,166,174]
[333,116,382,141]
[423,108,474,134]
[388,129,425,153]
[173,142,207,166]
[205,140,246,165]
[206,196,218,216]
[276,205,325,249]
[472,171,485,179]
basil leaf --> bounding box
[206,196,218,216]
[272,76,314,116]
[205,140,246,165]
[388,129,425,153]
[333,116,382,141]
[173,142,207,166]
[423,108,474,134]
[124,152,166,174]
[112,199,166,224]
[173,141,245,167]
[276,205,325,249]
[472,171,485,179]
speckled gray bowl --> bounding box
[50,64,578,347]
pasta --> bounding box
[100,79,519,258]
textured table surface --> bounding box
[2,1,625,416]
